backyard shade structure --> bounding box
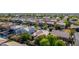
[74,32,79,46]
[32,30,49,37]
[51,30,71,41]
[2,41,24,46]
[0,38,8,45]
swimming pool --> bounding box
[0,34,7,38]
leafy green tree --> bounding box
[47,34,58,46]
[42,23,48,30]
[55,40,66,46]
[50,16,52,19]
[34,23,38,30]
[39,38,50,46]
[60,15,64,20]
[69,16,77,19]
[35,34,66,46]
[20,33,32,42]
[37,35,46,40]
[64,20,70,27]
[35,35,46,45]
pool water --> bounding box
[0,34,7,38]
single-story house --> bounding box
[24,26,36,34]
[1,41,25,46]
[26,18,36,25]
[73,32,79,46]
[32,30,49,37]
[8,35,21,42]
[70,24,79,32]
[56,21,66,29]
[37,19,45,24]
[63,16,69,20]
[9,25,25,34]
[51,30,71,41]
[36,19,45,27]
[45,19,57,27]
[44,17,50,22]
[56,17,61,21]
[9,25,35,35]
[0,22,14,30]
[11,17,26,24]
[0,38,8,45]
[0,22,14,37]
[69,18,78,24]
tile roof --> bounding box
[0,38,8,44]
[46,22,54,25]
[74,32,79,40]
[33,30,49,37]
[51,30,70,39]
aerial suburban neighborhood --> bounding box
[0,13,79,46]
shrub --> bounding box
[34,35,46,45]
[39,38,50,46]
[20,33,32,42]
[35,34,66,46]
[47,34,58,46]
[55,40,66,46]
